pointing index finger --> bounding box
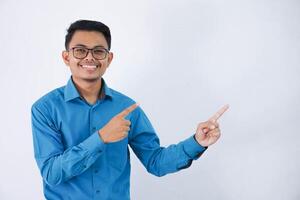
[119,103,139,117]
[209,104,229,122]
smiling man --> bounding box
[31,19,229,200]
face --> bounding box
[62,30,113,84]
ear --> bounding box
[107,52,114,67]
[62,51,70,66]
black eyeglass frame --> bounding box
[69,46,110,60]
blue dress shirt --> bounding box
[31,77,207,200]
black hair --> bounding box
[65,19,111,50]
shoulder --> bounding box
[109,88,150,120]
[108,88,147,118]
[31,85,65,112]
[109,88,136,106]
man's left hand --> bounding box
[195,104,229,147]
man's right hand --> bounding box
[98,103,139,143]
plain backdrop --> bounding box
[0,0,299,199]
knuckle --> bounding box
[123,126,130,131]
[114,116,121,120]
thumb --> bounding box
[196,126,207,136]
[196,122,210,135]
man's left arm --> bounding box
[128,105,229,177]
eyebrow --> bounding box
[73,44,107,49]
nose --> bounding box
[85,49,94,60]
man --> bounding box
[31,19,229,200]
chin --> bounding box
[82,77,101,82]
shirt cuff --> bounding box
[79,132,106,154]
[182,135,207,159]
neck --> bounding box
[72,77,102,104]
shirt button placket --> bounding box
[90,106,97,134]
[93,168,101,198]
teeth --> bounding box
[82,65,97,69]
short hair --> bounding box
[65,19,111,50]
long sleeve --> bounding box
[128,107,207,177]
[31,104,106,186]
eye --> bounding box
[93,48,106,55]
[74,48,87,54]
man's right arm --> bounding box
[31,104,105,186]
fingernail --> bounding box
[210,125,215,129]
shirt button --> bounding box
[94,169,99,173]
[92,127,96,132]
[96,190,100,193]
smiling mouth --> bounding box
[80,64,99,70]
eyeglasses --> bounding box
[69,46,109,60]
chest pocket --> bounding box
[105,138,129,172]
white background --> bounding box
[0,0,299,199]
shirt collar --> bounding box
[64,77,113,102]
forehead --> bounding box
[69,30,108,48]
